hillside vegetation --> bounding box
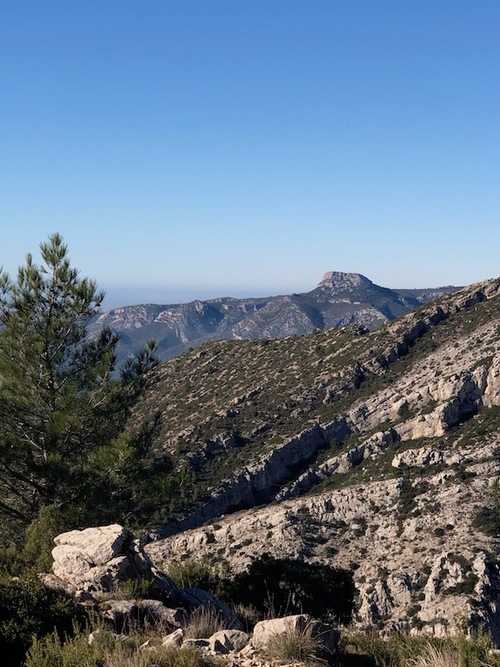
[2,235,500,659]
[140,277,500,640]
[137,277,500,520]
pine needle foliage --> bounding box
[0,234,169,546]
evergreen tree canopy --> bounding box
[0,234,170,544]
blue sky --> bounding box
[1,1,499,308]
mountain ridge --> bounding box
[132,275,500,641]
[91,271,458,362]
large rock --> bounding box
[53,524,128,568]
[208,629,250,654]
[50,524,179,601]
[162,628,184,648]
[48,524,242,637]
[139,600,186,627]
[252,614,339,655]
[100,599,137,631]
[99,598,185,633]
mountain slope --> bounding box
[91,272,457,362]
[136,276,500,640]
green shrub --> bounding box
[168,558,221,592]
[446,572,479,596]
[26,625,223,667]
[23,505,78,573]
[167,555,356,626]
[456,629,498,667]
[0,543,25,577]
[25,630,102,667]
[221,554,356,624]
[0,572,84,666]
[340,632,500,667]
[472,507,500,537]
[111,577,159,600]
[340,631,399,666]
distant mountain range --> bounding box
[90,271,458,362]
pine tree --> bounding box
[0,234,168,545]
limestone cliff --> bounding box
[136,277,500,641]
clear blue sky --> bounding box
[1,1,499,308]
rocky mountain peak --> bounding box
[91,274,457,364]
[316,271,372,291]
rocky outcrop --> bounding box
[46,525,345,665]
[152,281,500,540]
[49,524,179,602]
[317,272,369,291]
[391,446,462,468]
[275,429,399,501]
[155,420,351,538]
[137,277,500,642]
[46,524,239,631]
[147,427,500,643]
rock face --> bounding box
[141,277,500,643]
[50,524,179,602]
[148,278,500,541]
[91,272,456,363]
[47,524,240,631]
[317,272,368,290]
[147,451,500,642]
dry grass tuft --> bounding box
[409,642,459,667]
[183,605,230,639]
[265,625,326,666]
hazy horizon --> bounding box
[100,272,465,311]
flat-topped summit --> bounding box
[316,271,373,291]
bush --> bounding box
[26,625,223,667]
[26,630,102,667]
[455,630,499,667]
[168,559,221,592]
[0,543,25,577]
[166,555,355,627]
[472,506,500,537]
[221,555,356,625]
[23,505,79,573]
[341,632,404,666]
[340,632,500,667]
[0,572,85,666]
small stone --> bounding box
[162,628,184,648]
